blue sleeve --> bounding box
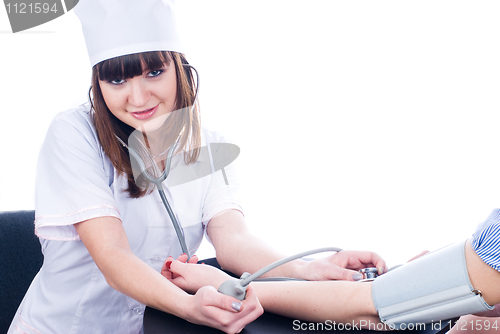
[471,209,500,272]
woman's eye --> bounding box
[148,69,164,77]
[109,78,125,85]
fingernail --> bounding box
[378,267,385,274]
[352,273,363,281]
[231,301,242,312]
[166,261,172,270]
[181,253,187,257]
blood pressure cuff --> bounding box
[371,240,493,330]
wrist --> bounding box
[196,264,233,290]
[171,293,195,320]
[214,273,232,289]
[152,282,192,319]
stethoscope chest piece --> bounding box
[359,267,379,282]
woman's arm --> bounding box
[207,210,387,281]
[75,216,263,334]
[74,217,188,315]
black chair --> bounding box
[0,210,42,333]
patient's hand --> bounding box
[162,260,233,294]
[161,253,199,280]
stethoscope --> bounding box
[115,63,199,259]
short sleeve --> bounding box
[200,129,244,228]
[471,209,500,272]
[35,108,120,240]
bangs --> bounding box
[96,51,171,82]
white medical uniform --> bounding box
[8,103,243,334]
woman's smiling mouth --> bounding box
[130,105,159,120]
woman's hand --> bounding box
[296,250,387,281]
[162,259,232,293]
[184,285,263,334]
[162,259,264,333]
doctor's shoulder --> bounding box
[41,102,104,158]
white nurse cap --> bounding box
[74,0,184,67]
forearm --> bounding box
[98,246,191,317]
[252,280,380,325]
[75,217,192,318]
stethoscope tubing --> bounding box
[127,138,190,258]
[157,187,190,257]
[241,247,343,286]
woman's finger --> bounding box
[369,253,387,274]
[188,254,199,264]
[202,286,244,313]
[226,286,264,331]
[160,256,174,279]
[194,285,263,333]
[168,259,188,276]
[176,253,188,262]
[343,251,387,274]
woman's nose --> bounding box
[128,80,150,107]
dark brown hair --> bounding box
[89,51,200,198]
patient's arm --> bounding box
[231,241,500,325]
[464,240,500,307]
[165,238,500,327]
[165,259,381,327]
[446,242,500,333]
[252,280,380,325]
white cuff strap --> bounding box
[372,240,493,330]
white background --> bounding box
[1,1,499,267]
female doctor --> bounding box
[7,1,386,334]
